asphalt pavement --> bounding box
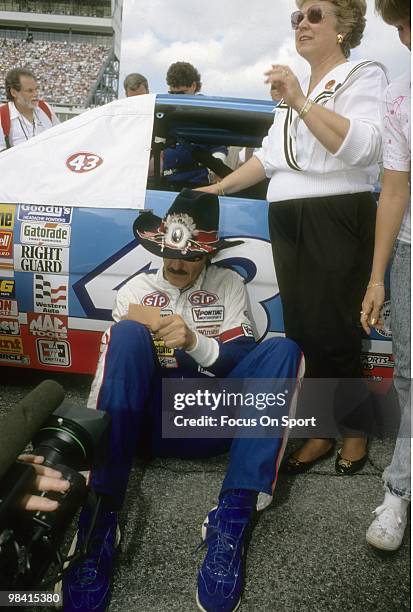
[0,366,410,612]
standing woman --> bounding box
[199,0,388,472]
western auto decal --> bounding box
[28,313,68,340]
[66,152,103,173]
[142,291,170,308]
[15,245,69,274]
[20,222,71,247]
[36,339,71,367]
[18,205,72,224]
[188,291,218,306]
[33,274,69,315]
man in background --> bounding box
[124,73,149,97]
[0,67,59,151]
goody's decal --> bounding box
[20,222,71,247]
[18,205,72,224]
[14,245,69,274]
[33,274,69,315]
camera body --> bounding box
[0,397,110,589]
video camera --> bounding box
[0,380,110,589]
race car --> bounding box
[0,94,393,386]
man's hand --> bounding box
[360,285,385,335]
[153,314,197,351]
[17,454,70,512]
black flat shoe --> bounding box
[335,448,368,475]
[284,441,335,475]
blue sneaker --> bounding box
[196,489,255,612]
[62,502,120,612]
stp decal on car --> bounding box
[20,222,71,247]
[188,290,218,306]
[18,205,72,224]
[33,274,69,315]
[14,245,69,274]
[36,338,71,367]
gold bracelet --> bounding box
[298,97,314,119]
[367,281,385,289]
[217,182,226,196]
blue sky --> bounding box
[120,0,410,98]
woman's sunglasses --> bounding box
[291,6,335,30]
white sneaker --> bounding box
[366,503,407,551]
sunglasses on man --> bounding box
[291,5,335,30]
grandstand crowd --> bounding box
[0,38,109,106]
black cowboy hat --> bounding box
[133,189,243,260]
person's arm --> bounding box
[361,169,410,334]
[197,155,266,195]
[266,63,386,159]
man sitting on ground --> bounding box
[62,189,304,612]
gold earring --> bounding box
[337,33,344,44]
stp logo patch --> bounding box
[66,152,103,173]
[142,291,170,308]
[188,291,218,306]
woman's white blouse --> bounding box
[254,60,389,202]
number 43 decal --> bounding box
[66,152,103,173]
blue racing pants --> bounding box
[91,320,303,509]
